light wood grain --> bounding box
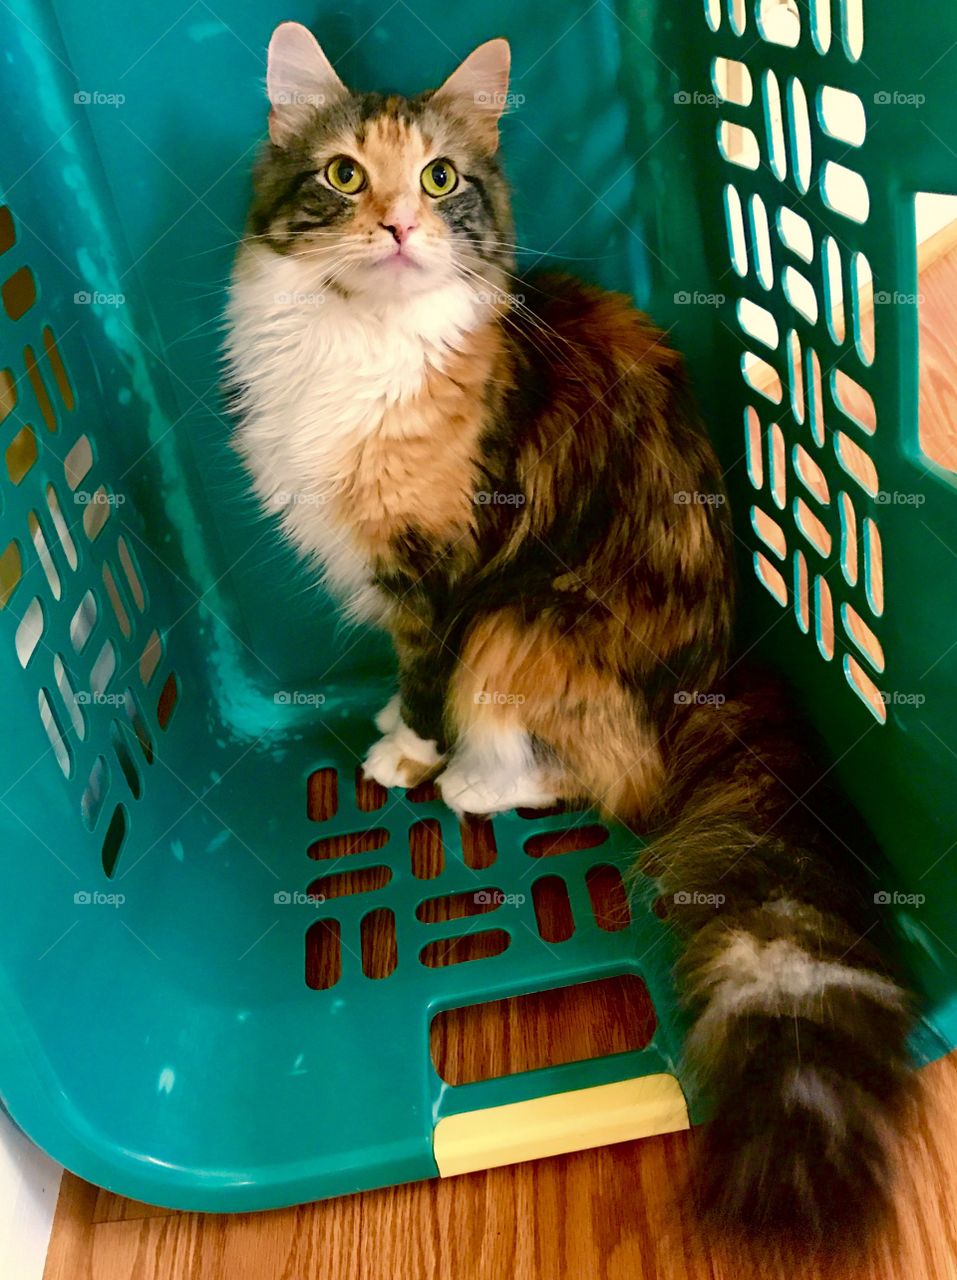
[40,1053,957,1280]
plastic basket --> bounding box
[0,0,954,1211]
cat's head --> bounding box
[248,22,514,302]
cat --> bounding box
[227,22,913,1240]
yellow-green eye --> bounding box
[325,156,366,195]
[421,158,458,198]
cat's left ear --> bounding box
[432,39,511,152]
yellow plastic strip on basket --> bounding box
[433,1074,689,1177]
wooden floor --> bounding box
[42,1052,957,1280]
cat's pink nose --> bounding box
[380,219,416,245]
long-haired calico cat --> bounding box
[227,22,913,1240]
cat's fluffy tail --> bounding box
[644,670,914,1240]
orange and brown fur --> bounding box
[228,24,915,1245]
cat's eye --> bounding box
[325,156,366,195]
[421,159,458,198]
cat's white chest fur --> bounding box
[226,245,482,618]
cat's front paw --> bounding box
[362,721,443,790]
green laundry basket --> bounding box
[0,0,955,1211]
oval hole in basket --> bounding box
[738,297,778,348]
[742,354,782,405]
[704,0,721,33]
[39,688,71,777]
[787,329,805,423]
[308,826,388,861]
[864,517,883,615]
[763,69,787,181]
[724,184,748,276]
[0,366,17,423]
[310,866,391,900]
[823,237,845,344]
[361,908,397,979]
[419,929,510,969]
[844,654,885,723]
[793,550,809,632]
[713,57,752,106]
[82,489,112,541]
[833,369,876,434]
[843,603,885,673]
[0,539,22,608]
[718,121,760,171]
[819,86,866,147]
[794,444,830,505]
[729,0,746,37]
[64,435,93,490]
[794,497,832,557]
[23,347,53,434]
[532,875,575,944]
[46,485,78,570]
[416,887,504,923]
[409,818,444,879]
[123,687,153,763]
[41,326,75,411]
[139,629,162,686]
[807,347,825,446]
[842,0,864,61]
[784,266,818,327]
[157,672,179,730]
[90,638,117,697]
[750,193,774,290]
[461,816,497,870]
[769,421,787,509]
[4,268,37,322]
[81,754,110,832]
[101,803,129,878]
[777,206,813,263]
[815,575,835,660]
[117,536,146,611]
[70,590,97,652]
[111,721,141,799]
[429,975,656,1085]
[6,424,36,484]
[53,654,84,741]
[524,824,608,858]
[755,552,787,607]
[758,0,800,45]
[812,0,831,51]
[822,162,869,223]
[745,405,764,488]
[306,920,341,990]
[16,597,44,667]
[851,251,874,366]
[835,432,879,496]
[103,563,131,638]
[27,512,60,600]
[787,78,812,194]
[751,505,786,559]
[586,864,631,932]
[306,767,338,821]
[839,492,858,584]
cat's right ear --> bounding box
[266,22,347,146]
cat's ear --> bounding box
[266,22,347,147]
[432,39,511,152]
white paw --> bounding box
[437,765,557,817]
[374,694,402,734]
[362,720,443,790]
